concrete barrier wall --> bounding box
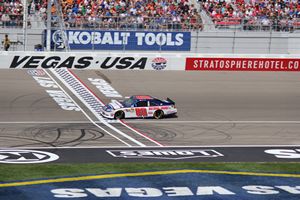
[190,31,299,54]
[1,28,300,54]
[1,51,300,71]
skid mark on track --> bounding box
[0,125,107,147]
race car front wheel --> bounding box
[153,110,164,119]
[114,111,125,119]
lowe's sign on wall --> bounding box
[50,30,191,51]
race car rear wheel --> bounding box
[114,111,125,119]
[153,110,164,119]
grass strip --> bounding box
[1,162,300,182]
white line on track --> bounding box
[119,119,163,146]
[0,120,300,124]
[44,69,132,147]
[10,144,300,149]
[122,120,300,124]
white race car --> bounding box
[100,95,177,119]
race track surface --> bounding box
[0,69,299,147]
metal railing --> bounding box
[1,20,300,53]
[1,15,202,31]
[2,15,300,33]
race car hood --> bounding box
[107,100,124,110]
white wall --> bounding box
[1,51,300,71]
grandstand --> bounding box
[0,0,202,30]
[0,0,300,53]
[1,0,300,31]
[201,0,300,31]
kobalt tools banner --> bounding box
[186,57,300,71]
[50,30,191,51]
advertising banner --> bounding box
[0,52,185,70]
[186,57,300,71]
[2,52,300,71]
[49,30,191,51]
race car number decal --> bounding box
[135,108,147,117]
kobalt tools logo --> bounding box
[52,30,68,49]
[106,149,223,160]
[151,57,167,70]
[0,150,59,164]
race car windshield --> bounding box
[103,105,113,111]
[122,98,134,107]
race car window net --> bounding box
[136,101,147,107]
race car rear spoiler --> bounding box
[167,97,175,105]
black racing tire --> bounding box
[153,110,164,119]
[114,111,125,119]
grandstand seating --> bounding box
[201,0,300,31]
[0,0,299,31]
[0,0,202,30]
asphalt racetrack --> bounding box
[0,69,299,148]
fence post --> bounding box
[194,28,199,53]
[232,27,236,53]
[22,0,28,51]
[268,26,272,54]
[92,26,95,51]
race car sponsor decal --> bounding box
[186,57,300,71]
[0,149,59,164]
[135,95,153,100]
[151,57,167,70]
[135,108,148,117]
[106,149,223,160]
[125,108,135,112]
[88,78,122,98]
[28,69,80,111]
[265,149,300,159]
[149,106,169,110]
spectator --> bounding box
[1,13,11,27]
[3,34,11,51]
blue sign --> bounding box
[49,30,191,51]
[2,170,300,199]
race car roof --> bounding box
[132,95,154,100]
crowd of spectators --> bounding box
[0,0,202,30]
[2,0,300,31]
[1,0,23,27]
[56,0,202,30]
[0,0,48,28]
[201,0,300,31]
